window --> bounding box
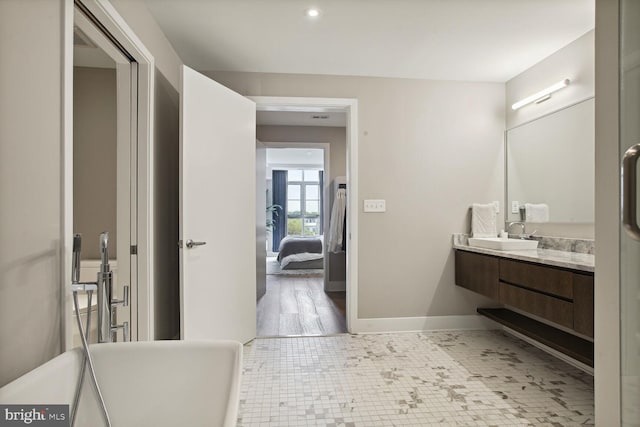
[286,169,321,236]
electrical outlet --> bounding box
[511,201,519,214]
[493,200,500,213]
[364,199,386,212]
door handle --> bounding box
[622,143,640,240]
[185,239,207,249]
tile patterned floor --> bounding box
[237,330,594,426]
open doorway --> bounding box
[256,117,348,336]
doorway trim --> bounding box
[251,97,358,332]
[64,0,155,348]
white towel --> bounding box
[525,203,549,223]
[471,203,497,237]
[328,188,346,253]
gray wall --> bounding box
[505,30,595,239]
[506,30,594,129]
[110,0,183,341]
[110,0,182,91]
[257,126,347,185]
[73,67,117,260]
[152,72,180,340]
[256,141,267,300]
[0,0,67,387]
[0,0,183,384]
[211,71,505,319]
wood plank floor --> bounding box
[257,274,347,337]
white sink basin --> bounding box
[468,237,539,251]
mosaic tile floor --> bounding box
[237,330,594,426]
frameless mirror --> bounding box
[506,97,595,224]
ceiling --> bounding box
[144,0,594,83]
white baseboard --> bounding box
[350,314,495,334]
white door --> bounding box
[180,65,257,343]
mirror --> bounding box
[506,97,595,224]
[72,6,134,346]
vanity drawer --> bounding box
[499,282,573,328]
[499,259,573,299]
[455,251,499,299]
[572,273,594,337]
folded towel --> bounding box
[525,203,549,223]
[471,203,497,237]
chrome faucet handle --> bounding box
[111,285,129,307]
[111,321,129,342]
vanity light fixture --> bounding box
[511,79,571,110]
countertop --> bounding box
[452,235,595,273]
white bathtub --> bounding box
[0,340,242,427]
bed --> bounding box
[277,235,324,270]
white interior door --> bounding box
[180,65,256,343]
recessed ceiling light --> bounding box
[306,8,320,18]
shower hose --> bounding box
[71,290,112,427]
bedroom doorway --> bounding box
[256,138,347,337]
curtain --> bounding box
[272,170,287,252]
[319,171,324,235]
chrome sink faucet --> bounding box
[507,221,525,237]
[507,221,527,239]
[507,222,538,240]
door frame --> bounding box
[251,97,358,332]
[63,0,155,348]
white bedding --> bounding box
[279,251,324,269]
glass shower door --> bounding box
[620,0,640,424]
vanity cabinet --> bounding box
[455,250,594,338]
[572,273,595,337]
[454,251,499,299]
[499,259,575,329]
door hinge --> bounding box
[130,245,138,255]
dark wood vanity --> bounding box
[455,249,594,366]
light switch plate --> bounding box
[364,199,386,212]
[493,200,500,213]
[511,201,519,214]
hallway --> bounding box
[257,274,347,337]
